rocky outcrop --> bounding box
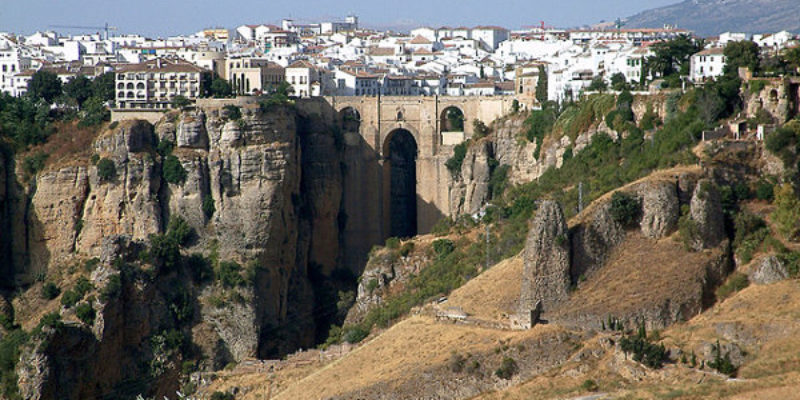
[449,140,492,216]
[570,203,626,282]
[750,255,788,285]
[520,201,571,312]
[689,179,725,251]
[637,181,679,239]
[4,101,351,398]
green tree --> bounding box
[210,78,233,98]
[784,47,800,74]
[535,64,548,105]
[587,76,607,92]
[723,40,761,76]
[63,75,93,108]
[163,155,187,184]
[78,96,110,127]
[647,35,702,78]
[91,72,116,102]
[171,95,191,109]
[27,70,62,103]
[610,72,628,91]
[772,184,800,240]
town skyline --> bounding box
[1,0,679,37]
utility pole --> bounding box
[485,224,490,270]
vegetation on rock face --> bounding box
[495,356,519,379]
[609,191,641,227]
[96,157,115,181]
[445,141,469,178]
[619,322,667,369]
[162,155,187,184]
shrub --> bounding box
[708,340,737,376]
[210,392,235,400]
[343,325,370,344]
[171,95,191,109]
[430,218,452,237]
[772,184,800,240]
[609,191,640,227]
[216,261,244,288]
[60,289,82,308]
[223,105,242,121]
[162,155,187,184]
[156,139,174,157]
[41,282,60,300]
[100,274,122,302]
[202,194,216,219]
[23,152,49,178]
[90,154,99,165]
[716,272,749,300]
[473,119,490,137]
[166,216,193,246]
[96,157,115,181]
[495,356,518,379]
[445,142,469,178]
[365,279,379,293]
[620,332,666,369]
[581,379,599,392]
[399,242,415,257]
[449,352,466,373]
[75,302,95,325]
[432,239,455,258]
[755,180,775,202]
[385,237,401,249]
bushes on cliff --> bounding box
[41,282,60,300]
[772,184,800,240]
[162,154,187,184]
[60,277,94,308]
[202,194,216,219]
[619,323,667,369]
[0,327,27,398]
[495,357,518,379]
[445,141,469,178]
[75,302,95,326]
[96,157,115,181]
[609,191,641,227]
[216,261,245,288]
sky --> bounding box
[1,0,680,37]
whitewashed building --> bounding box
[690,47,727,83]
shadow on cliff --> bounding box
[1,150,51,291]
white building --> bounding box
[285,60,323,97]
[470,26,509,50]
[689,47,727,83]
[115,58,206,110]
[0,36,32,96]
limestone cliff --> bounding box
[519,201,571,312]
[2,101,349,399]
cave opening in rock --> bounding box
[385,128,418,238]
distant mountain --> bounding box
[624,0,800,37]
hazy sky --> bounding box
[1,0,680,37]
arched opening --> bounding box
[126,83,134,90]
[396,110,404,121]
[384,128,418,238]
[769,89,779,103]
[339,107,361,132]
[440,106,464,132]
[136,82,145,90]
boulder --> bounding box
[750,255,788,285]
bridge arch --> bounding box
[383,128,418,238]
[440,105,465,133]
[339,106,361,133]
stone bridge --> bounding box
[296,95,516,269]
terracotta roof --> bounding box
[368,47,395,56]
[695,47,725,56]
[287,60,316,69]
[409,35,432,45]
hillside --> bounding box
[624,0,800,36]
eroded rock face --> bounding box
[689,179,725,250]
[570,203,625,282]
[520,201,571,312]
[176,111,209,149]
[637,181,680,239]
[750,255,788,285]
[450,140,492,216]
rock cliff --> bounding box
[1,101,350,399]
[519,201,571,312]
